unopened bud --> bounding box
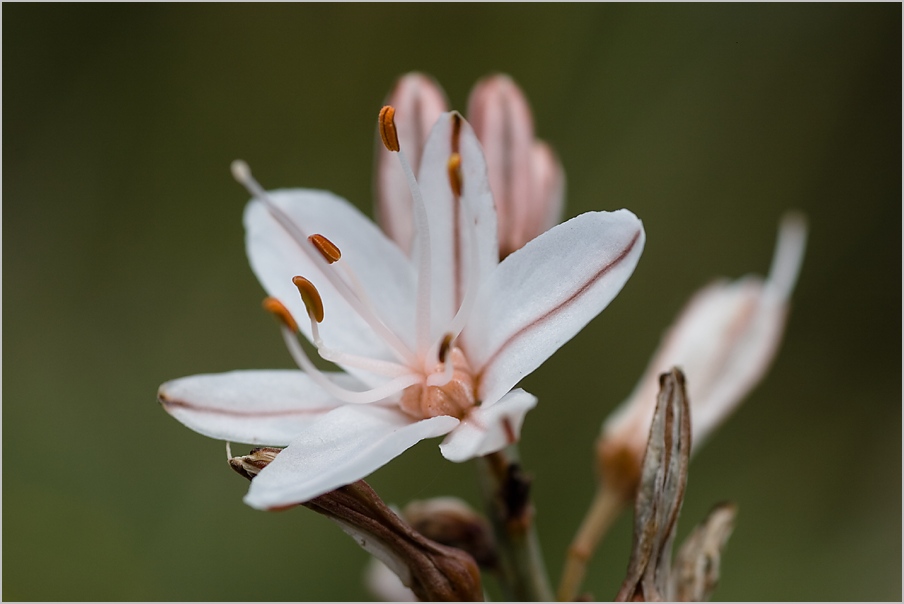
[228,447,281,481]
[403,497,498,570]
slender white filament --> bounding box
[395,150,432,359]
[232,160,416,365]
[281,326,421,404]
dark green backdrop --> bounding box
[4,4,900,601]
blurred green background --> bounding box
[3,4,900,601]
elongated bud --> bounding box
[467,74,541,258]
[598,214,808,499]
[262,297,299,332]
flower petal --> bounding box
[158,370,356,445]
[416,112,499,339]
[244,405,459,509]
[376,73,448,255]
[467,74,536,257]
[464,210,645,406]
[245,189,418,368]
[439,389,537,462]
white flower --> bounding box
[598,213,807,495]
[159,108,645,510]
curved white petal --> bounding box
[416,112,499,340]
[244,405,459,509]
[464,210,645,406]
[376,73,448,255]
[244,189,417,369]
[365,557,418,602]
[158,370,356,445]
[439,389,537,462]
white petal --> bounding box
[244,189,418,367]
[243,405,459,509]
[439,389,538,462]
[158,370,355,445]
[365,557,418,602]
[376,73,448,255]
[464,210,645,406]
[416,112,499,339]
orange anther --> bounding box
[262,297,299,332]
[447,153,462,197]
[379,105,400,152]
[292,276,325,323]
[308,234,342,264]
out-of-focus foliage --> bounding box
[3,4,900,601]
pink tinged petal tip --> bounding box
[243,405,459,509]
[439,389,538,462]
[465,210,645,407]
[157,370,357,446]
[376,73,449,254]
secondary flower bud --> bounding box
[599,213,807,499]
[403,497,497,569]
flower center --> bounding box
[399,347,476,420]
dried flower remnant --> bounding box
[159,104,645,511]
[671,502,737,602]
[599,213,807,500]
[229,449,483,602]
[616,368,691,602]
[376,72,565,259]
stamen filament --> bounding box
[396,148,433,358]
[232,160,416,365]
[432,176,482,347]
[426,333,456,387]
[280,326,421,404]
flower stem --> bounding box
[475,446,553,601]
[556,483,626,601]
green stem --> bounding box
[475,446,553,601]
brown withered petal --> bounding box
[229,448,482,601]
[671,502,738,602]
[616,368,691,602]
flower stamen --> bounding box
[378,105,400,152]
[308,233,342,264]
[290,278,413,378]
[262,296,299,332]
[448,153,463,197]
[378,106,433,358]
[233,159,416,365]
